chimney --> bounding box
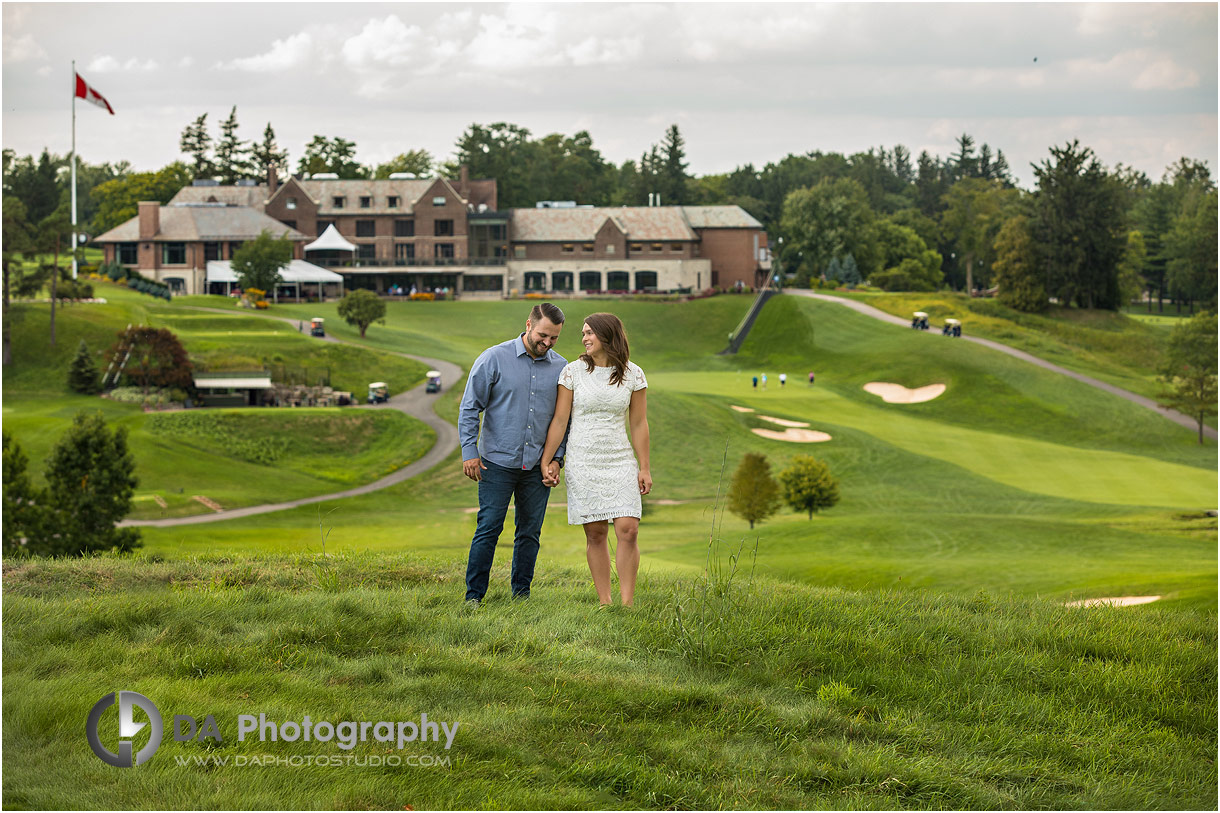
[138,201,160,240]
[459,164,470,199]
[268,165,278,195]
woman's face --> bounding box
[581,323,604,357]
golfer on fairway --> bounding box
[459,302,568,604]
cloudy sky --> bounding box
[3,2,1216,189]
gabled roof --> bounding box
[296,179,452,215]
[94,206,308,243]
[510,207,698,242]
[169,185,267,209]
[682,206,763,229]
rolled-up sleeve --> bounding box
[458,352,495,461]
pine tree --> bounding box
[214,106,252,184]
[179,114,214,179]
[825,256,842,282]
[840,254,861,286]
[727,453,781,529]
[778,455,840,519]
[67,339,101,394]
[659,124,690,206]
[249,123,289,178]
[2,431,45,557]
[38,411,141,556]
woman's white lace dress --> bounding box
[560,360,648,525]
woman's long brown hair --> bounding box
[580,312,630,386]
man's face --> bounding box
[524,317,562,358]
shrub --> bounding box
[778,455,840,519]
[68,340,102,394]
[727,452,781,529]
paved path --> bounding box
[787,290,1216,440]
[122,307,464,527]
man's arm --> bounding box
[458,352,495,481]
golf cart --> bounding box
[912,311,929,330]
[425,370,442,394]
[943,318,962,337]
[309,317,326,337]
[367,382,389,403]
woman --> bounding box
[541,313,651,606]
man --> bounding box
[459,303,568,603]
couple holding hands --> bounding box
[458,303,651,607]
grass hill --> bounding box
[3,285,434,518]
[3,286,1215,808]
[63,290,1210,612]
[825,289,1205,410]
[2,553,1215,809]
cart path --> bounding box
[121,306,463,527]
[787,290,1216,440]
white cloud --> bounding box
[340,15,425,71]
[87,55,158,73]
[218,31,315,72]
[2,32,46,63]
[178,56,194,69]
[1132,57,1200,91]
[1064,49,1200,92]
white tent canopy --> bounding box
[206,260,344,284]
[304,224,357,253]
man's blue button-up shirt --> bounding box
[458,334,568,470]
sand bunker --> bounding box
[759,415,810,428]
[863,382,947,404]
[1065,596,1162,608]
[730,405,755,413]
[751,428,832,443]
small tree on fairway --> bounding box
[68,339,102,394]
[728,452,781,529]
[2,431,46,557]
[1158,311,1218,444]
[337,289,386,338]
[231,229,291,294]
[37,412,142,556]
[778,455,840,519]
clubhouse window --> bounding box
[162,242,186,265]
[356,220,376,238]
[118,242,138,264]
[395,219,414,237]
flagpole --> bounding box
[71,60,78,279]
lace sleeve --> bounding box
[559,362,575,390]
[631,364,648,392]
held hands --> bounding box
[541,459,561,488]
[638,469,653,496]
[462,457,487,482]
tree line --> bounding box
[5,112,1216,313]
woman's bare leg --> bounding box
[583,521,613,605]
[613,517,640,606]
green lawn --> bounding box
[820,289,1193,406]
[95,293,1215,611]
[2,554,1214,809]
[4,287,1216,809]
[3,284,435,518]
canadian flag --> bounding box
[74,72,114,115]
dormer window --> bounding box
[360,196,372,208]
[333,196,345,208]
[388,196,400,208]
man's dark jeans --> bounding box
[465,460,550,601]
